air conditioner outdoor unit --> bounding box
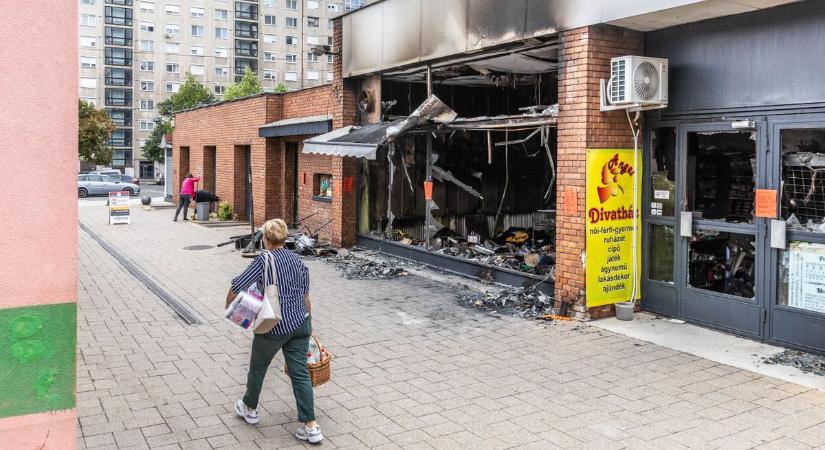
[606,55,668,108]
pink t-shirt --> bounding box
[180,176,200,196]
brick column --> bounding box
[330,17,359,246]
[555,25,643,319]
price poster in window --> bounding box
[585,149,642,307]
[788,241,825,314]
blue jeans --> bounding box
[243,316,315,422]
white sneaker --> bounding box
[235,399,259,424]
[295,425,324,444]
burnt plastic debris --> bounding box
[763,350,825,376]
[327,253,409,280]
[457,285,554,319]
[385,226,556,279]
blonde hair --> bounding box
[262,218,288,246]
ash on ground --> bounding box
[457,286,554,319]
[763,350,825,376]
[326,252,410,280]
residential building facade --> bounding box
[78,0,371,175]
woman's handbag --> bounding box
[286,334,331,387]
[252,252,282,334]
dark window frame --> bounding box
[104,6,133,25]
[104,67,133,87]
[105,26,133,46]
[105,47,132,66]
[234,2,258,20]
[234,21,258,38]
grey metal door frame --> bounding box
[674,121,768,339]
[766,114,825,353]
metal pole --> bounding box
[425,65,433,251]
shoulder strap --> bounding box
[263,251,278,287]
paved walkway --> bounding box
[76,200,825,449]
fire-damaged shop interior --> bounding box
[353,40,560,295]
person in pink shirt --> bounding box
[173,172,200,221]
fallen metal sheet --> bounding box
[386,95,458,142]
[356,234,554,297]
[259,114,332,138]
[432,165,483,199]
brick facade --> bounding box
[555,25,643,319]
[172,18,360,247]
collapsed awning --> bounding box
[302,122,396,159]
[259,114,332,138]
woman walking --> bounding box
[173,172,199,221]
[226,219,323,444]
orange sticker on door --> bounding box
[755,189,777,218]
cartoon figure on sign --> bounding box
[597,153,635,203]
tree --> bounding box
[78,100,115,165]
[223,67,263,101]
[141,120,173,162]
[157,73,215,119]
[274,83,289,94]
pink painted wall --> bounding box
[0,0,78,308]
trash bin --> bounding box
[195,202,209,221]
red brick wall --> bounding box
[296,153,358,247]
[173,94,274,218]
[555,25,643,319]
[173,82,357,247]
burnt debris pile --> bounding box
[327,253,410,280]
[390,226,555,279]
[763,350,825,376]
[457,285,554,318]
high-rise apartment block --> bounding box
[78,0,369,175]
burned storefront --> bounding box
[352,46,561,296]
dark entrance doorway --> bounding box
[139,160,154,179]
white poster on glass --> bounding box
[788,241,825,314]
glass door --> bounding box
[768,121,825,353]
[677,123,766,338]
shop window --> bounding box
[649,128,676,217]
[686,131,756,223]
[688,230,755,299]
[779,241,825,314]
[313,174,333,201]
[781,129,825,230]
[649,224,674,283]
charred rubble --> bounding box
[457,285,554,319]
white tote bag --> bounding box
[253,252,282,334]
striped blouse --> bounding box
[231,248,310,335]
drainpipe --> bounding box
[425,65,433,251]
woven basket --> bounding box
[285,335,331,388]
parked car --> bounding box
[89,170,122,178]
[77,174,141,198]
[113,174,140,185]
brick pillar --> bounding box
[331,17,359,246]
[555,25,643,319]
[332,17,358,129]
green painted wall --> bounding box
[0,303,76,418]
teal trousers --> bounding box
[243,316,315,422]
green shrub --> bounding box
[217,201,233,221]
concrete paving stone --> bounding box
[206,433,240,448]
[179,438,212,450]
[114,428,147,448]
[186,423,231,440]
[83,431,116,449]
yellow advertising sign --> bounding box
[586,149,642,307]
